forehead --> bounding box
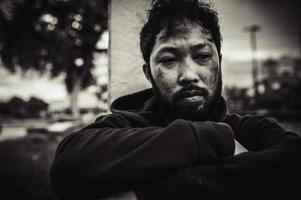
[153,22,214,54]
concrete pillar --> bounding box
[109,0,151,103]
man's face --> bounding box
[145,22,221,121]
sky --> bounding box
[214,0,300,87]
[0,0,300,106]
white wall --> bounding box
[109,0,151,103]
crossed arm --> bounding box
[50,114,301,200]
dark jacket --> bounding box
[50,89,301,200]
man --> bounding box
[50,0,301,199]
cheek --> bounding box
[152,68,178,95]
[206,46,220,86]
[202,62,219,91]
[211,64,219,84]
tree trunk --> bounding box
[70,82,80,119]
[69,57,91,119]
[69,71,81,119]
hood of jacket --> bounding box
[110,88,228,126]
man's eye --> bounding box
[193,54,212,62]
[159,57,177,65]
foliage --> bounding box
[27,96,49,115]
[6,96,27,118]
[0,96,48,118]
[0,0,108,93]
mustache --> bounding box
[172,84,209,103]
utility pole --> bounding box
[299,27,301,58]
[244,25,262,101]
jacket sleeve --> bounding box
[135,115,301,200]
[50,114,234,199]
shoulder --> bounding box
[88,111,152,129]
[224,113,299,150]
[81,113,133,129]
[224,113,282,132]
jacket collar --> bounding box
[111,88,228,126]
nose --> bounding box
[178,58,200,86]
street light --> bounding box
[244,25,262,100]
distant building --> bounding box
[48,98,108,122]
[257,56,301,109]
[261,56,300,79]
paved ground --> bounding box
[0,135,60,200]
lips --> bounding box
[175,90,207,103]
[172,85,209,104]
[182,95,204,103]
[180,90,204,98]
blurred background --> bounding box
[0,0,300,199]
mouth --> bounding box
[181,95,204,103]
[176,90,206,103]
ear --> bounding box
[218,53,222,71]
[143,63,152,83]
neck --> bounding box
[157,95,226,125]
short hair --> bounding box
[140,0,222,64]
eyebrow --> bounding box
[155,43,209,56]
[190,43,208,51]
[155,47,179,56]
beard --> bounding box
[151,73,222,123]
